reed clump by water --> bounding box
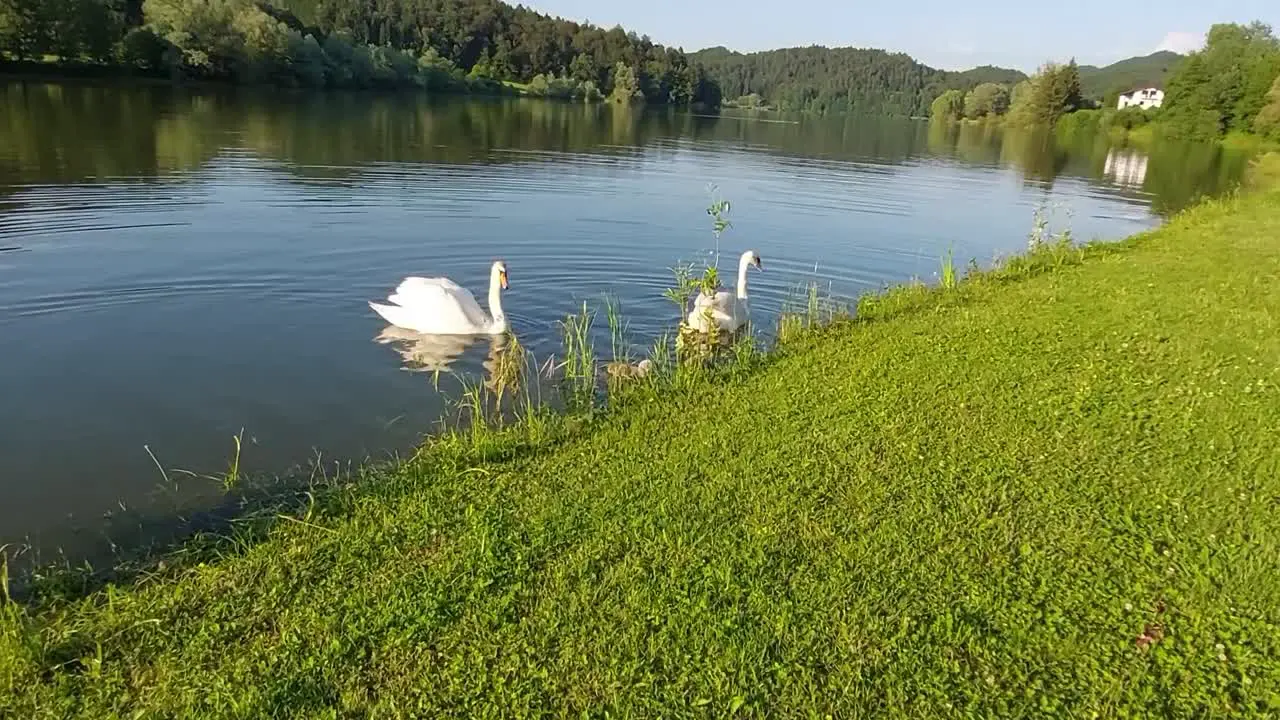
[5,162,1280,717]
[777,279,851,343]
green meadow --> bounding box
[4,158,1280,718]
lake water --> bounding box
[0,80,1252,562]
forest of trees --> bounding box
[1160,22,1280,141]
[930,61,1083,125]
[692,45,1194,118]
[690,45,1027,116]
[923,21,1280,147]
[928,57,1178,137]
[0,0,721,106]
[4,1,1278,139]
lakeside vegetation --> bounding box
[693,45,1180,117]
[928,21,1280,152]
[0,0,720,105]
[4,148,1280,714]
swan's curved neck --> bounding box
[488,270,507,332]
[736,253,752,299]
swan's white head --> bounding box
[746,250,763,270]
[491,260,509,290]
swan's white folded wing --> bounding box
[685,303,735,332]
[692,290,735,312]
[394,276,463,297]
[388,276,491,327]
[686,287,750,333]
[373,276,493,333]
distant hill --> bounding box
[692,44,1183,115]
[1077,51,1184,102]
[690,45,1027,116]
[945,65,1029,87]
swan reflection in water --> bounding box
[375,325,482,374]
[373,325,528,398]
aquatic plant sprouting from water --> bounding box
[778,282,813,344]
[777,281,821,342]
[603,294,630,365]
[699,265,720,298]
[557,301,598,410]
[776,274,854,344]
[941,245,957,290]
[648,330,675,378]
[700,185,733,297]
[484,331,527,411]
[223,429,244,491]
[707,185,733,242]
[663,261,699,321]
[1,547,11,605]
[1021,202,1082,274]
[1028,207,1049,250]
[1027,201,1075,252]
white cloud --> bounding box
[1154,31,1204,55]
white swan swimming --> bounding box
[369,260,509,335]
[685,250,763,333]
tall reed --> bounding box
[941,245,957,290]
[558,301,598,410]
[603,294,630,364]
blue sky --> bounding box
[523,0,1280,71]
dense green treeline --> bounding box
[929,59,1160,141]
[926,22,1280,148]
[1074,22,1280,145]
[690,46,1185,117]
[1160,21,1280,141]
[0,0,141,62]
[4,0,1273,131]
[0,0,721,105]
[931,61,1084,125]
[690,45,1027,116]
[274,0,718,105]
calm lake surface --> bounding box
[0,80,1253,561]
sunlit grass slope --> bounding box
[3,159,1280,718]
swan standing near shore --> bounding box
[369,260,509,335]
[686,250,763,333]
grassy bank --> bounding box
[5,163,1280,717]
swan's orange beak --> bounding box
[499,269,509,290]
